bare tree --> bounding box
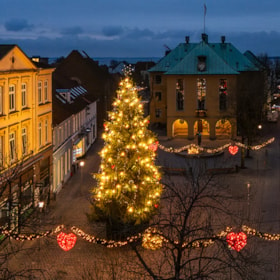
[130,165,265,280]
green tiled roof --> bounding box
[149,36,260,75]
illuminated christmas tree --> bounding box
[91,67,162,236]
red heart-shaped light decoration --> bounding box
[57,232,77,251]
[228,145,238,155]
[226,232,247,251]
[149,141,159,152]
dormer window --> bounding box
[197,56,206,72]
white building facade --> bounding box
[52,88,97,194]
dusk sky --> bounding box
[1,0,280,59]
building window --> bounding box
[176,79,184,111]
[44,80,48,102]
[21,83,27,108]
[38,81,42,104]
[9,85,16,112]
[22,127,27,156]
[38,122,42,147]
[219,79,227,110]
[155,92,162,101]
[9,132,16,162]
[45,119,48,143]
[155,108,162,118]
[0,199,9,226]
[155,75,162,84]
[197,56,207,72]
[0,86,3,115]
[197,78,206,110]
[0,135,4,166]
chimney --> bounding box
[201,33,208,43]
[185,36,190,44]
[221,35,226,43]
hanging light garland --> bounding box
[2,224,280,252]
[158,137,275,154]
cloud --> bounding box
[102,26,124,37]
[125,28,154,39]
[4,19,34,32]
[60,26,84,36]
[1,29,280,59]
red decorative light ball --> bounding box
[57,232,77,251]
[228,145,238,155]
[154,204,159,208]
[149,141,159,152]
[226,232,247,251]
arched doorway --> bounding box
[194,119,210,136]
[215,119,232,138]
[173,119,188,137]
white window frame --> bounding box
[21,83,27,108]
[9,85,16,112]
[45,119,48,143]
[38,81,42,104]
[9,132,16,162]
[44,80,48,102]
[38,122,42,147]
[22,127,27,155]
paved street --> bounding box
[1,122,280,279]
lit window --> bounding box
[176,79,184,111]
[22,127,27,155]
[38,81,42,104]
[219,79,227,111]
[9,132,16,162]
[9,85,16,112]
[44,80,48,102]
[21,83,27,108]
[197,78,206,110]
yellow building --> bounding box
[149,34,265,140]
[0,45,54,231]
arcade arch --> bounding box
[215,119,232,138]
[173,119,188,137]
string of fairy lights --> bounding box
[158,137,275,154]
[1,224,280,252]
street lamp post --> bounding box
[79,161,85,193]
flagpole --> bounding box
[203,4,207,33]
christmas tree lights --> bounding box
[91,67,162,226]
